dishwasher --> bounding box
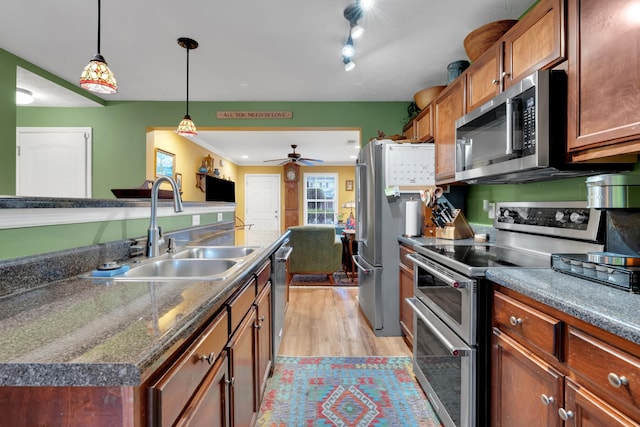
[271,242,292,362]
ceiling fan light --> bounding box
[80,55,118,94]
[16,88,34,105]
[344,60,356,72]
[350,24,364,39]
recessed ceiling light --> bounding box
[241,155,249,159]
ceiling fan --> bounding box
[263,144,324,166]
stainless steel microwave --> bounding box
[454,70,627,184]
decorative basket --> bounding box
[413,85,446,109]
[463,19,518,62]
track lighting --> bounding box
[340,0,375,70]
[341,35,355,59]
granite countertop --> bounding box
[0,229,287,387]
[487,268,640,346]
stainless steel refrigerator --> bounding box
[353,140,435,336]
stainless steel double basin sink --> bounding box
[91,246,257,282]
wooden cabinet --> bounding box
[465,0,565,113]
[415,105,434,142]
[255,282,272,401]
[502,0,565,90]
[566,0,640,160]
[492,329,564,427]
[434,77,466,184]
[492,286,640,425]
[402,121,415,140]
[149,309,229,426]
[229,298,258,427]
[398,244,415,349]
[466,44,502,112]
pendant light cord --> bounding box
[185,46,190,116]
[97,0,101,54]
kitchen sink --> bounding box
[118,258,240,281]
[172,246,256,259]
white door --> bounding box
[16,127,92,198]
[245,174,281,231]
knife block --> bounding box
[422,205,437,237]
[436,209,474,240]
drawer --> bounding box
[150,309,229,427]
[568,326,640,413]
[493,291,562,361]
[228,278,256,333]
[399,245,415,270]
[256,260,271,294]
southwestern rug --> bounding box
[256,356,442,427]
[291,271,357,287]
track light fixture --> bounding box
[340,0,375,71]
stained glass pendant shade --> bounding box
[80,0,117,94]
[176,37,198,137]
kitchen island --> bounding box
[0,226,287,426]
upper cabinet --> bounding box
[466,0,566,112]
[566,0,640,160]
[435,77,466,184]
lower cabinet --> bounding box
[229,301,258,427]
[398,244,414,349]
[492,286,640,426]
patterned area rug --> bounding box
[256,356,442,427]
[291,271,357,286]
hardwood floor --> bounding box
[278,287,411,357]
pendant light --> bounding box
[176,37,198,137]
[80,0,117,94]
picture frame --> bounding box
[345,179,354,191]
[175,172,183,190]
[155,149,175,178]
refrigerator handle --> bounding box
[355,162,366,242]
[352,254,373,274]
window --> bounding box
[303,173,338,225]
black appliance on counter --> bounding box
[406,201,604,427]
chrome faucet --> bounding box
[147,176,184,257]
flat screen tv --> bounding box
[205,175,236,202]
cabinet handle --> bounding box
[225,377,235,386]
[509,316,523,326]
[491,78,500,85]
[198,352,215,365]
[254,322,262,329]
[501,71,510,80]
[259,316,265,322]
[540,394,555,406]
[608,373,629,388]
[558,408,574,421]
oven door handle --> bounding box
[406,253,470,289]
[406,297,467,357]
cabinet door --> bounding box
[403,121,416,140]
[492,329,564,427]
[255,281,272,401]
[567,0,640,155]
[466,44,502,112]
[415,105,434,142]
[228,306,257,427]
[503,0,565,89]
[563,378,640,427]
[399,263,414,348]
[175,351,230,427]
[434,77,466,184]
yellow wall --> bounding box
[146,131,355,231]
[146,130,238,202]
[236,164,356,231]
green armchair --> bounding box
[288,225,343,283]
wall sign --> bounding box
[216,111,293,119]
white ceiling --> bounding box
[4,0,533,165]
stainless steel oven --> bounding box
[405,201,604,427]
[406,296,476,427]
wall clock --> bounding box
[285,164,298,182]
